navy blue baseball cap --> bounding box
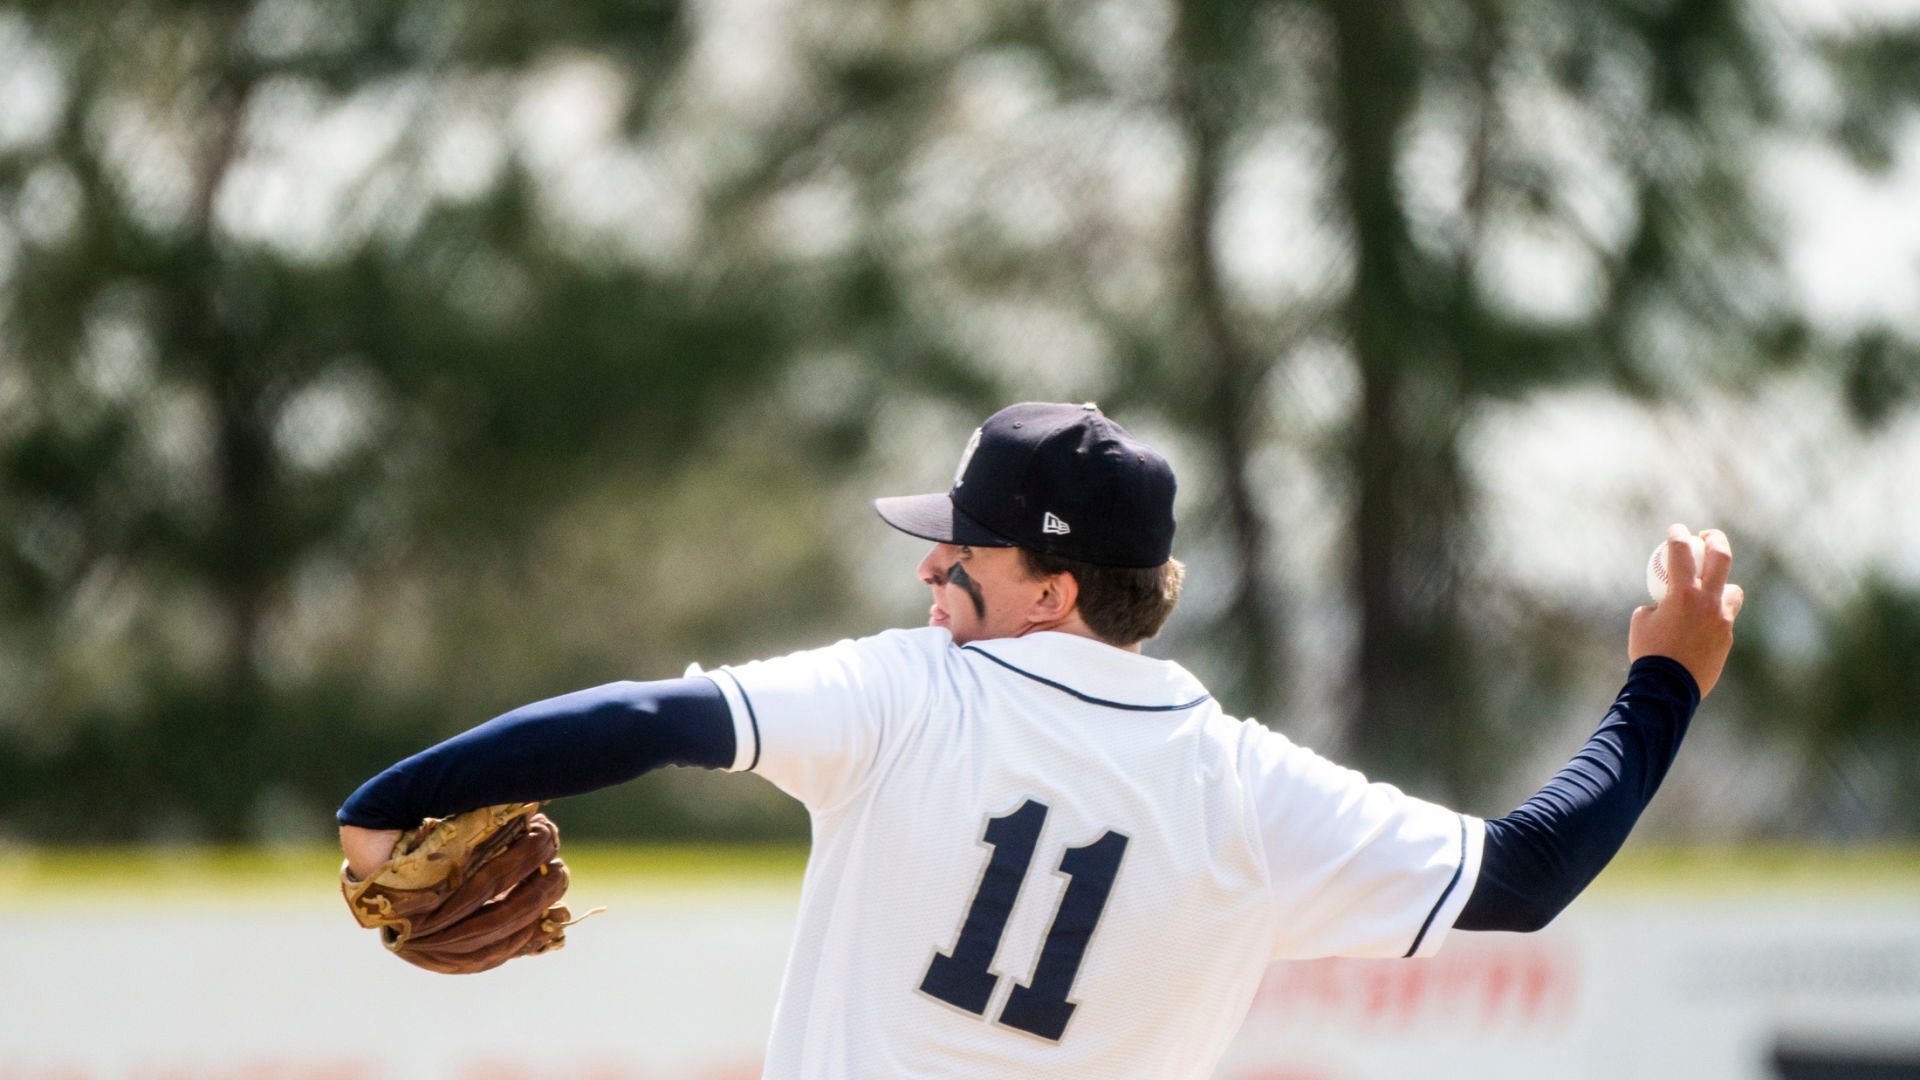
[873,402,1177,568]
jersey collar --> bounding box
[960,632,1212,713]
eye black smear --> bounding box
[947,560,987,619]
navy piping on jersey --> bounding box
[717,667,764,772]
[1402,816,1470,958]
[961,645,1211,713]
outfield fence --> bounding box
[1,847,1915,1080]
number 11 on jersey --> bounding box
[919,799,1130,1042]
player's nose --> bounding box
[916,545,944,587]
[917,543,964,587]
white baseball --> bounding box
[1646,534,1706,603]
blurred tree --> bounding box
[679,0,1912,825]
[1166,0,1288,724]
[1,0,1914,844]
[1759,19,1920,833]
[1801,578,1920,835]
[0,0,829,840]
[1087,0,1810,800]
[1302,0,1799,795]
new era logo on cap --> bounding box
[1042,512,1071,535]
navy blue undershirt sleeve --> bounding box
[1455,656,1701,933]
[336,676,735,830]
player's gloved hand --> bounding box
[340,802,595,974]
[1628,525,1745,697]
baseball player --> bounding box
[340,401,1743,1077]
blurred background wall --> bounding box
[0,0,1916,856]
[3,855,1915,1079]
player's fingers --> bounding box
[1698,528,1732,592]
[1666,524,1699,586]
[1722,582,1745,620]
[341,825,402,881]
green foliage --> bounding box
[1823,27,1920,170]
[0,0,865,840]
[0,0,1914,843]
[1802,579,1920,834]
[1842,328,1920,430]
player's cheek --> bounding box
[951,589,984,635]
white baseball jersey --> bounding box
[700,627,1484,1079]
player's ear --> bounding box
[1030,569,1078,621]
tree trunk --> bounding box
[1323,0,1476,794]
[1173,0,1285,723]
[185,20,275,836]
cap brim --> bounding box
[873,493,1014,547]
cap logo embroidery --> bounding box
[1042,512,1071,535]
[952,428,983,488]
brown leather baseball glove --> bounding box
[340,802,590,974]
